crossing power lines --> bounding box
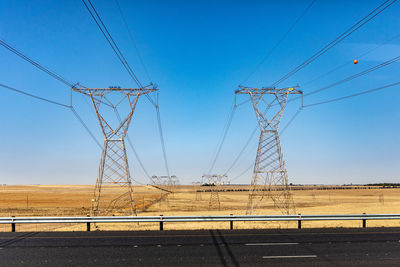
[272,0,398,87]
[211,0,399,185]
[81,0,172,180]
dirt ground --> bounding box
[0,184,399,231]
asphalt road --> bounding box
[0,227,400,266]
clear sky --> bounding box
[0,0,399,185]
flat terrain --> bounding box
[1,228,400,266]
[0,184,399,231]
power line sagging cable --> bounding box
[207,104,236,174]
[114,0,152,83]
[0,39,74,88]
[280,107,303,135]
[285,54,400,106]
[156,106,171,178]
[82,0,156,107]
[241,0,317,85]
[224,124,258,175]
[302,33,400,86]
[114,108,153,181]
[0,82,103,149]
[82,0,171,177]
[303,81,400,107]
[272,0,398,87]
[0,83,70,108]
[70,107,102,149]
[303,54,400,98]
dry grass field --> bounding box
[0,184,399,231]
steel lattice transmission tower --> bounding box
[235,86,302,215]
[203,174,227,210]
[72,85,158,216]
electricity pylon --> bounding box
[72,85,157,216]
[203,174,227,210]
[192,181,203,201]
[235,86,302,215]
[150,175,180,209]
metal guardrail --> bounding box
[1,214,400,232]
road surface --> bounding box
[0,227,400,266]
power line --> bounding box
[0,83,70,108]
[82,0,156,107]
[82,0,142,87]
[302,33,400,86]
[224,124,258,175]
[230,162,253,182]
[114,108,153,181]
[156,106,171,177]
[241,0,317,85]
[303,54,400,98]
[82,0,171,179]
[285,54,400,105]
[0,38,113,109]
[272,0,397,87]
[0,83,102,149]
[303,81,400,107]
[0,39,74,87]
[280,107,303,135]
[207,105,236,174]
[230,81,400,183]
[114,0,152,83]
[70,106,102,149]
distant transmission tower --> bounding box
[235,86,302,215]
[72,85,157,216]
[192,181,203,201]
[203,174,227,210]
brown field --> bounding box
[0,184,399,232]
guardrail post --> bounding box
[160,214,163,231]
[230,214,233,230]
[86,215,91,232]
[11,216,15,232]
[298,214,302,229]
[362,213,366,228]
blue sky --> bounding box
[0,0,399,185]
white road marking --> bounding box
[263,255,317,259]
[245,243,299,246]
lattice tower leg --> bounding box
[91,139,136,216]
[209,189,221,211]
[246,130,295,215]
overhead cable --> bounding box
[285,54,400,105]
[82,0,156,107]
[0,39,74,87]
[0,83,71,108]
[272,0,397,87]
[224,124,258,175]
[114,0,152,83]
[302,33,400,86]
[70,107,103,149]
[241,0,317,85]
[0,83,102,149]
[303,54,400,98]
[207,105,236,174]
[114,108,153,181]
[156,106,171,178]
[303,81,400,107]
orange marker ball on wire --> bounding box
[353,59,358,64]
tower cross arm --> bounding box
[235,85,302,95]
[72,84,158,97]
